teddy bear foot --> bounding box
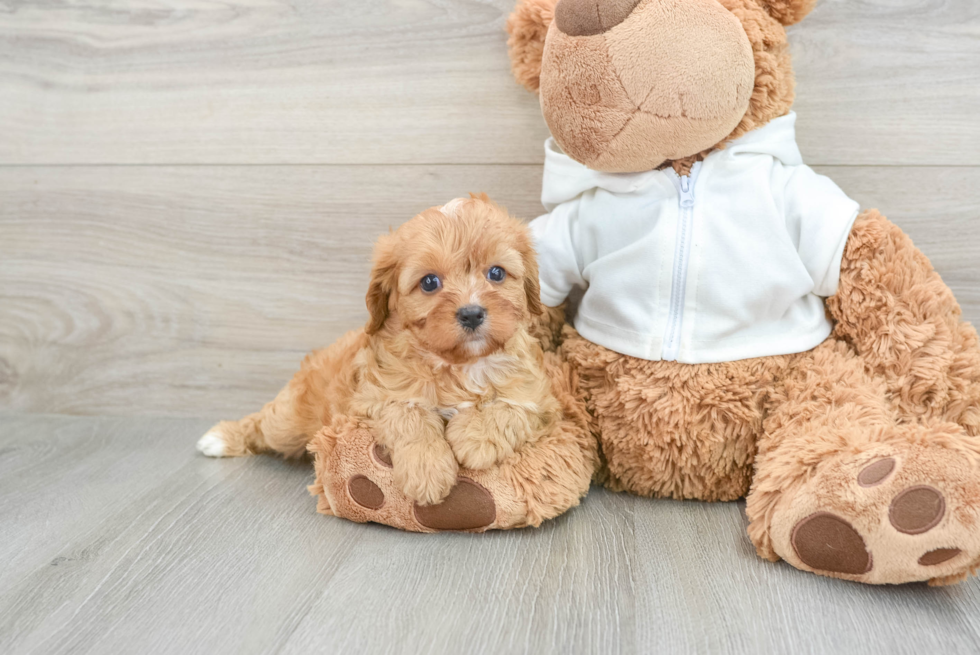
[768,439,980,585]
[333,442,498,532]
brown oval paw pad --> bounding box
[792,512,872,575]
[918,548,961,566]
[372,443,393,468]
[889,485,945,535]
[413,478,496,531]
[348,475,385,510]
[857,457,896,487]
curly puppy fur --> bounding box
[513,0,980,584]
[199,196,564,507]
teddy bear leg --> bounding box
[561,326,787,501]
[307,419,500,531]
[829,209,980,436]
[747,338,980,585]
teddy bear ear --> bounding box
[756,0,818,25]
[506,0,558,93]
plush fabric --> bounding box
[554,0,643,36]
[506,0,980,585]
[506,0,556,92]
[539,0,755,172]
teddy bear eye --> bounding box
[487,266,506,283]
[420,274,441,293]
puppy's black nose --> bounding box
[456,305,486,331]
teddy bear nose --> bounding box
[554,0,643,36]
[457,305,487,331]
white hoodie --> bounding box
[529,112,860,364]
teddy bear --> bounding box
[506,0,980,585]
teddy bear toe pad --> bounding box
[348,475,386,510]
[774,445,980,584]
[372,443,393,468]
[791,513,872,575]
[856,457,895,487]
[889,485,945,535]
[413,478,496,530]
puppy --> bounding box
[197,195,562,505]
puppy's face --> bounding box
[365,195,541,364]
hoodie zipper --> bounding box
[662,161,701,361]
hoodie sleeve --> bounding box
[528,201,586,307]
[782,164,860,298]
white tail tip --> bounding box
[196,430,227,457]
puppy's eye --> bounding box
[487,266,506,283]
[420,274,441,293]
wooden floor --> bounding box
[4,414,980,655]
[2,0,980,653]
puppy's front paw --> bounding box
[446,411,515,470]
[392,439,459,506]
[196,428,228,457]
[450,435,512,471]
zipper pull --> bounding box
[678,175,695,208]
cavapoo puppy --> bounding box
[197,194,562,505]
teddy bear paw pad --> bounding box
[857,457,895,487]
[773,444,980,584]
[919,548,962,566]
[348,475,385,510]
[888,485,945,534]
[413,478,496,531]
[791,512,872,575]
[372,443,393,468]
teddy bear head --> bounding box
[507,0,816,173]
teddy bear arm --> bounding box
[529,303,567,352]
[827,209,980,429]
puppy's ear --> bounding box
[506,0,557,93]
[754,0,817,26]
[365,233,399,335]
[519,232,543,317]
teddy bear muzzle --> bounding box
[541,0,756,173]
[554,0,643,36]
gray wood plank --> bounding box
[0,164,541,417]
[633,499,980,654]
[0,0,977,166]
[0,414,632,655]
[790,0,980,166]
[278,485,636,655]
[0,0,548,166]
[0,414,209,592]
[2,414,979,655]
[2,165,978,418]
[0,414,362,655]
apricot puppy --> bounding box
[197,195,562,506]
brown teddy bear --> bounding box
[507,0,980,585]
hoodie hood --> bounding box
[542,112,803,211]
